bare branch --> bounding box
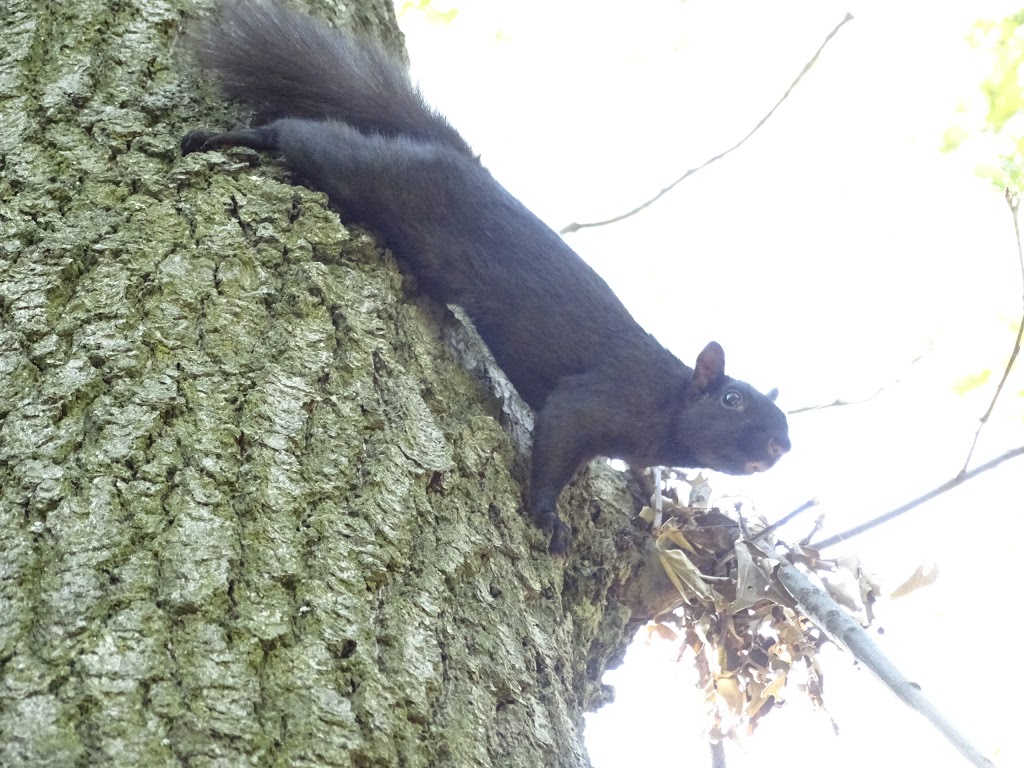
[771,552,995,767]
[710,740,726,768]
[959,188,1024,475]
[788,352,927,415]
[560,12,855,235]
[751,497,819,542]
[812,445,1024,550]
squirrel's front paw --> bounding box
[181,130,218,156]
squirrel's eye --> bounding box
[722,390,742,408]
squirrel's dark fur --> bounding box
[182,1,790,555]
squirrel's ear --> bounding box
[767,388,779,402]
[693,341,725,393]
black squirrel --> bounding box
[181,2,790,555]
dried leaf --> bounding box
[687,472,713,508]
[747,673,786,717]
[889,561,940,598]
[730,540,773,612]
[787,543,823,568]
[647,622,679,643]
[761,674,787,702]
[658,522,698,554]
[716,675,744,715]
[645,509,869,745]
[822,574,863,614]
[658,547,713,603]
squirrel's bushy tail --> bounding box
[192,1,473,156]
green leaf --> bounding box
[953,369,992,395]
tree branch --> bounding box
[958,188,1024,475]
[812,445,1024,550]
[771,553,995,767]
[787,352,927,415]
[751,497,819,542]
[560,12,854,235]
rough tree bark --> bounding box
[0,1,678,766]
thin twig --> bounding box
[959,188,1024,475]
[751,498,819,542]
[798,514,825,546]
[560,12,854,235]
[812,445,1024,550]
[788,352,927,415]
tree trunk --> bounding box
[0,2,676,766]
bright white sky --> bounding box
[399,1,1024,765]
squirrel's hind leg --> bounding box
[181,125,281,155]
